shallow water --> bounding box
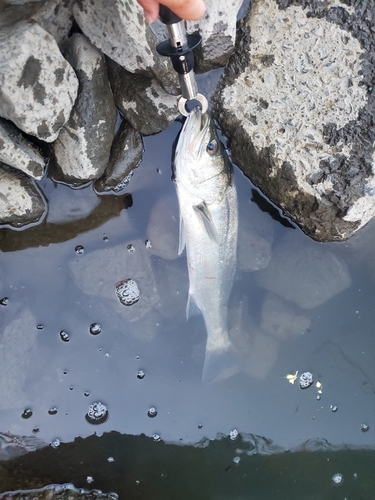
[0,117,374,498]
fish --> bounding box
[174,107,238,383]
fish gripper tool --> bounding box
[156,5,208,116]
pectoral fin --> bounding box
[178,215,186,255]
[193,202,220,244]
[186,294,201,320]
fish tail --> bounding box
[202,346,238,384]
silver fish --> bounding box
[174,107,238,383]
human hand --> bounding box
[137,0,206,23]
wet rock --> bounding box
[47,184,100,224]
[107,59,178,136]
[0,309,39,410]
[146,194,179,260]
[0,0,75,46]
[53,34,116,184]
[152,258,188,320]
[0,118,45,180]
[229,298,278,379]
[0,20,78,142]
[73,0,178,94]
[69,241,159,323]
[0,166,46,228]
[95,120,144,194]
[214,0,375,242]
[237,208,272,272]
[187,0,244,72]
[0,432,47,461]
[0,484,117,499]
[260,293,311,340]
[256,232,351,309]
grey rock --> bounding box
[0,484,117,499]
[187,0,244,72]
[0,165,46,228]
[0,309,39,410]
[0,0,75,46]
[69,241,159,323]
[146,194,179,261]
[214,0,375,242]
[95,119,144,194]
[0,118,45,180]
[0,20,78,142]
[73,0,178,94]
[53,34,116,184]
[107,59,178,136]
[260,293,311,340]
[256,232,351,309]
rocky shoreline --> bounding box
[0,0,374,241]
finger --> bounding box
[137,0,160,23]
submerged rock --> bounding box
[260,293,311,340]
[73,0,177,94]
[69,241,159,323]
[0,484,117,500]
[0,118,45,180]
[95,119,144,194]
[146,194,179,261]
[0,166,46,228]
[0,21,78,142]
[152,257,188,320]
[53,34,116,184]
[0,432,47,462]
[107,59,178,136]
[214,0,375,241]
[256,232,351,309]
[0,309,39,410]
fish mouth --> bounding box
[176,107,211,157]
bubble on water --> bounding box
[63,370,68,375]
[229,429,239,441]
[330,405,338,413]
[233,456,241,465]
[156,168,162,174]
[299,372,313,389]
[353,473,358,479]
[86,476,94,484]
[32,427,40,434]
[21,408,33,419]
[85,402,109,425]
[48,407,58,415]
[116,279,140,306]
[198,424,203,429]
[0,297,9,306]
[59,330,70,342]
[332,473,343,485]
[107,456,115,463]
[136,355,140,360]
[69,387,74,391]
[103,236,109,242]
[153,434,161,442]
[147,407,157,418]
[89,323,101,335]
[135,480,140,485]
[37,324,44,330]
[361,423,369,432]
[137,370,145,380]
[84,391,90,397]
[75,245,84,255]
[316,394,321,401]
[51,439,60,448]
[145,239,152,249]
[127,244,135,253]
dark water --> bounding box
[0,116,374,498]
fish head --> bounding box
[174,107,232,203]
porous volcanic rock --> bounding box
[214,0,375,241]
[0,166,46,228]
[0,20,78,142]
[53,34,116,184]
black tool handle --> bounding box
[159,4,182,24]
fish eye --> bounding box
[206,139,218,155]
